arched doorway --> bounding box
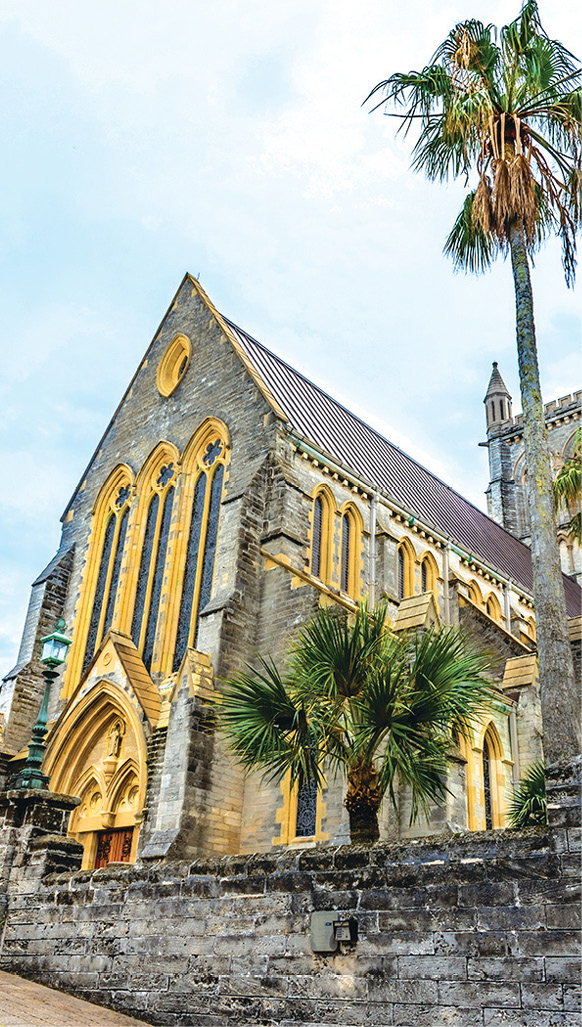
[44,682,148,869]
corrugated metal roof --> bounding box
[224,316,581,618]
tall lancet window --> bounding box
[130,460,177,672]
[311,496,324,578]
[81,482,132,677]
[340,513,351,593]
[482,737,493,831]
[172,436,226,670]
[141,485,175,672]
[398,547,405,600]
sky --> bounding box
[0,0,580,674]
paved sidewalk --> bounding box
[0,971,151,1027]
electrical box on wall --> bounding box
[310,911,358,953]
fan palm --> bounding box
[217,602,496,844]
[554,425,581,545]
[507,760,547,827]
[365,1,581,763]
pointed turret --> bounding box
[484,362,512,432]
[482,362,518,534]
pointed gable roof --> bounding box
[485,362,511,400]
[222,316,581,618]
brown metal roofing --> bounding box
[224,316,581,618]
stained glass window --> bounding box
[340,513,351,593]
[173,473,208,672]
[82,514,116,676]
[295,777,318,837]
[157,463,175,488]
[131,493,160,648]
[421,560,427,594]
[142,486,174,672]
[193,465,224,647]
[203,440,223,467]
[483,738,493,830]
[398,547,405,600]
[312,496,323,578]
[102,507,129,638]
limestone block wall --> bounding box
[1,818,580,1027]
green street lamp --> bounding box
[13,618,73,791]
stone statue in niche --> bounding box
[106,720,123,759]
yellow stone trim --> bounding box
[309,483,336,586]
[419,549,439,597]
[397,536,416,598]
[117,441,181,659]
[339,501,364,600]
[64,463,134,699]
[156,333,191,397]
[273,770,328,846]
[185,274,289,423]
[261,549,357,613]
[157,418,230,677]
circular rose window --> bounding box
[157,333,191,396]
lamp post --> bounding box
[13,618,73,791]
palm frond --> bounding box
[444,193,495,273]
[506,761,547,827]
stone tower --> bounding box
[482,362,582,583]
[482,363,519,535]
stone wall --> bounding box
[1,813,579,1027]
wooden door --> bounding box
[95,827,134,868]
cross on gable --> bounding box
[203,440,223,467]
[157,463,176,488]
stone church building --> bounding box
[1,273,580,870]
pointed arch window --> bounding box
[397,541,414,600]
[486,593,502,624]
[172,455,225,671]
[81,486,132,677]
[141,485,175,672]
[340,513,351,593]
[311,496,324,578]
[482,738,493,831]
[295,778,318,837]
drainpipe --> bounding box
[443,544,451,625]
[504,580,513,633]
[368,494,378,608]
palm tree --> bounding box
[217,602,496,844]
[365,1,581,764]
[554,425,581,545]
[507,760,547,827]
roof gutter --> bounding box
[288,431,534,607]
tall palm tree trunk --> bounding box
[509,220,580,764]
[345,760,381,844]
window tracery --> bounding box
[80,472,133,679]
[397,539,415,600]
[310,487,335,585]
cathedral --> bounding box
[1,273,580,870]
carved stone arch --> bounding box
[419,549,439,595]
[397,535,417,599]
[338,501,364,597]
[45,681,148,868]
[68,765,107,834]
[180,416,231,476]
[475,720,506,830]
[109,757,142,814]
[467,578,483,606]
[64,463,135,696]
[135,440,181,496]
[310,483,337,585]
[485,591,502,624]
